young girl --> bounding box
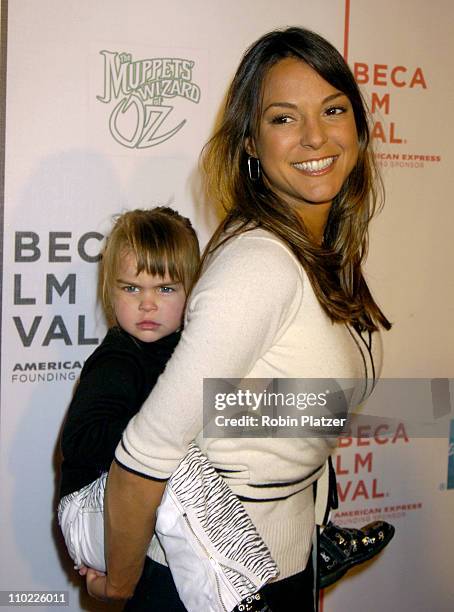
[58,206,200,572]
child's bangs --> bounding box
[134,243,183,284]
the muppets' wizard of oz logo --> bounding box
[97,51,201,148]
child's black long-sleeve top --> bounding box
[59,326,180,499]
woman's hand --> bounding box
[85,568,109,601]
[80,566,122,602]
[86,569,135,602]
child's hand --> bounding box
[85,568,108,601]
[77,565,88,576]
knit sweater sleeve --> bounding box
[115,231,304,479]
[61,348,146,474]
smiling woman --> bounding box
[101,28,392,612]
[247,58,359,234]
[202,27,390,333]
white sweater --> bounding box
[116,228,382,579]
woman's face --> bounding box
[246,57,359,214]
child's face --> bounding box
[112,252,186,343]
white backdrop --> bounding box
[1,1,453,611]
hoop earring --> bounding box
[247,156,260,181]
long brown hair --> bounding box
[201,27,390,331]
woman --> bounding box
[90,27,391,610]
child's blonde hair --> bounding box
[100,207,200,326]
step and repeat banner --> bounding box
[1,1,453,610]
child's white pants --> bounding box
[57,473,108,572]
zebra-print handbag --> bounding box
[155,443,278,612]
